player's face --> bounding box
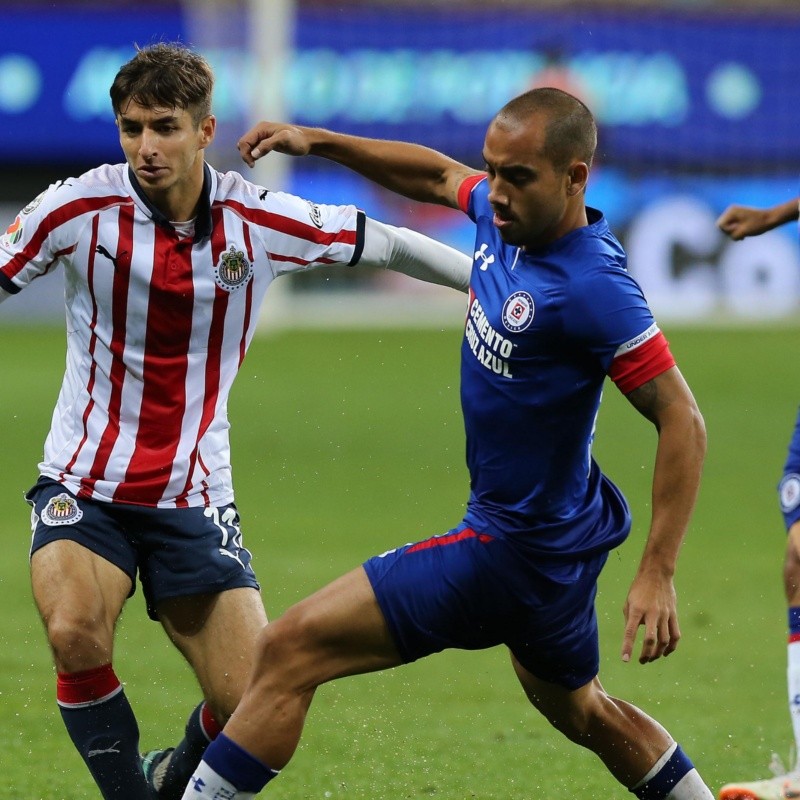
[116,98,215,213]
[483,113,585,250]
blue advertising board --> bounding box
[0,7,185,160]
[0,5,797,168]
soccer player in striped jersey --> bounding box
[716,198,800,800]
[177,89,713,799]
[0,43,471,800]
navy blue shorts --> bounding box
[779,406,800,531]
[363,524,607,690]
[26,477,260,620]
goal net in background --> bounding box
[1,0,798,328]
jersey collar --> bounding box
[125,163,215,243]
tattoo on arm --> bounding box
[626,378,667,425]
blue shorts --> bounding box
[363,524,607,690]
[779,407,800,531]
[26,477,260,620]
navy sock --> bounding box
[789,606,800,638]
[57,664,150,800]
[201,733,278,794]
[158,702,221,800]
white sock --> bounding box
[631,743,713,800]
[180,760,256,800]
[667,770,715,800]
[788,638,800,765]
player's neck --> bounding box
[144,167,205,223]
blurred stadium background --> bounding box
[1,0,799,327]
[2,3,800,796]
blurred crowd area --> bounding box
[9,0,800,10]
[1,0,799,325]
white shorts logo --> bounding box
[502,291,535,332]
[780,474,800,513]
[41,493,84,526]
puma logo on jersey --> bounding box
[95,245,128,268]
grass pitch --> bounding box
[0,322,796,798]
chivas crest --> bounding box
[41,493,83,526]
[214,245,253,292]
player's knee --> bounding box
[44,611,112,670]
[540,688,607,746]
[253,606,324,683]
[545,704,595,744]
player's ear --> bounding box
[199,115,216,148]
[566,162,589,196]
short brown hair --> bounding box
[496,88,597,172]
[110,42,214,125]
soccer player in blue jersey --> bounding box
[716,197,800,800]
[178,88,712,800]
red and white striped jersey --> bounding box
[0,163,365,508]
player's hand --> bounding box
[621,567,681,664]
[716,204,770,240]
[237,122,311,167]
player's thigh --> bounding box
[362,527,512,664]
[262,566,403,687]
[31,539,132,668]
[138,503,260,621]
[158,586,267,718]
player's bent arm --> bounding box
[621,366,707,663]
[360,217,471,292]
[239,122,480,209]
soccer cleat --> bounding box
[141,748,175,797]
[719,755,800,800]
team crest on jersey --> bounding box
[41,493,84,526]
[2,215,23,246]
[501,291,535,332]
[306,202,324,228]
[21,191,46,216]
[214,245,253,292]
[780,474,800,513]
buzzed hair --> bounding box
[496,88,597,172]
[110,42,214,125]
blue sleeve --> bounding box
[566,261,658,374]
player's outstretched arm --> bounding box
[620,366,706,665]
[361,217,471,292]
[238,122,481,210]
[717,198,800,241]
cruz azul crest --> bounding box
[41,493,84,526]
[214,245,253,292]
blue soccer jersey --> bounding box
[457,176,675,558]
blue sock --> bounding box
[788,606,800,638]
[201,733,278,794]
[631,744,694,800]
[58,666,149,800]
[158,702,221,800]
